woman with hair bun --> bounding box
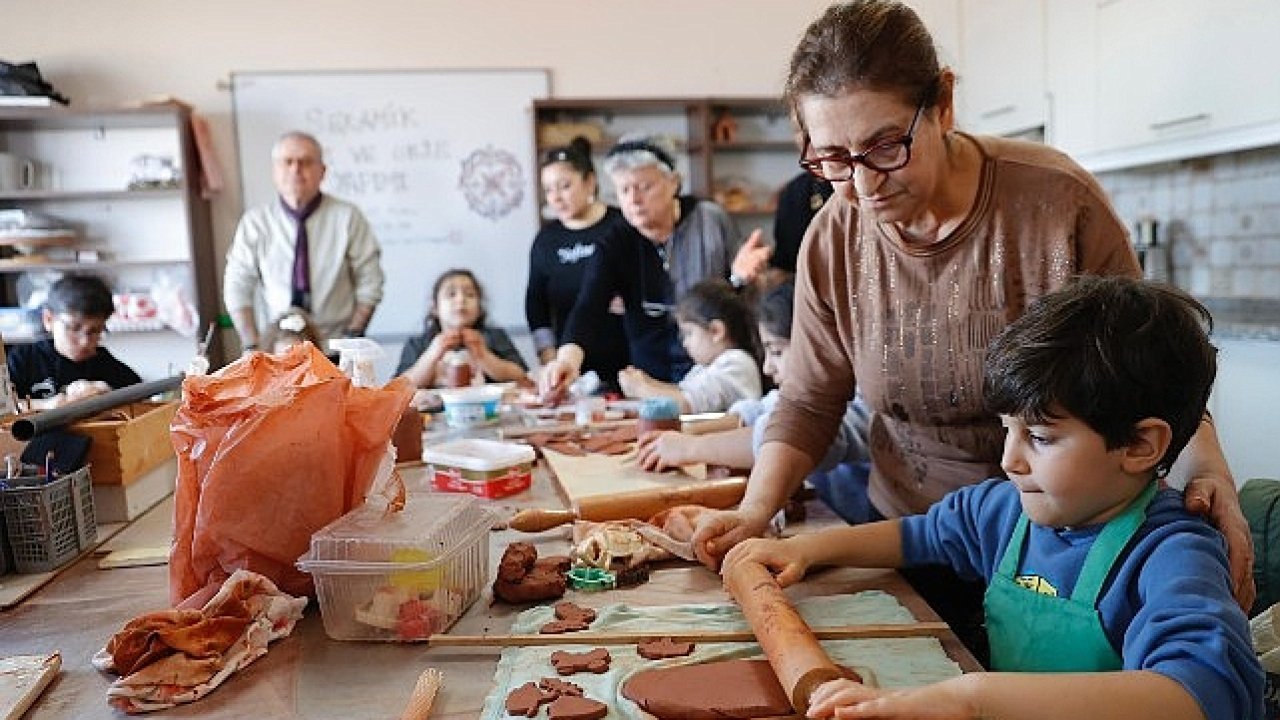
[525,136,629,386]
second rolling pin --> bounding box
[506,476,747,532]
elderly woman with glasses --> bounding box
[538,133,768,399]
[691,0,1252,614]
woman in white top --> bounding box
[617,279,762,413]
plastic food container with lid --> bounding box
[422,438,536,499]
[296,493,497,642]
[436,385,505,428]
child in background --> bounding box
[7,274,142,409]
[395,269,528,388]
[617,279,762,414]
[636,278,873,523]
[725,276,1264,720]
[259,307,322,354]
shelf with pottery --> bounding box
[0,102,220,378]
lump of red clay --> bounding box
[505,681,555,717]
[538,677,584,697]
[547,695,608,720]
[540,601,598,634]
[493,543,570,604]
[550,647,611,675]
[636,636,695,660]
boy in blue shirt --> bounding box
[7,275,141,409]
[724,276,1264,720]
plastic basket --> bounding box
[0,466,96,573]
[296,493,496,642]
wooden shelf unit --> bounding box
[0,102,223,374]
[533,97,798,240]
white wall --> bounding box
[3,0,958,365]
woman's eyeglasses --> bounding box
[798,99,927,181]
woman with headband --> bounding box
[538,132,769,400]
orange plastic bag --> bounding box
[169,342,414,605]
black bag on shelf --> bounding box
[0,61,70,105]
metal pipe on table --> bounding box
[10,376,183,441]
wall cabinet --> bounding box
[1047,0,1280,171]
[956,0,1046,137]
[533,97,798,244]
[0,103,221,379]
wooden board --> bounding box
[541,446,714,503]
[0,654,60,720]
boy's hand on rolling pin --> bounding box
[807,675,980,719]
[636,430,694,472]
[721,537,810,588]
[690,506,775,570]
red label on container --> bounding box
[430,466,531,499]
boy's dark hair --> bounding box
[984,275,1216,477]
[46,275,115,319]
[425,268,488,335]
[758,277,796,339]
[676,279,762,365]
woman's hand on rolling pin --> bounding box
[635,430,693,472]
[691,506,775,570]
[807,675,980,719]
[721,537,810,587]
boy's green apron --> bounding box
[984,482,1157,671]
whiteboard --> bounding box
[231,69,549,338]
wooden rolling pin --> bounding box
[723,560,846,716]
[506,476,747,532]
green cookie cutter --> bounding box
[568,565,616,591]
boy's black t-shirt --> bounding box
[6,339,143,399]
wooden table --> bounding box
[0,460,979,719]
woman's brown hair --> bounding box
[785,0,942,121]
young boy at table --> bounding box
[723,276,1264,720]
[7,275,142,409]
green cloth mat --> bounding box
[480,591,963,719]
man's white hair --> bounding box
[271,130,325,163]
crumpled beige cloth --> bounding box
[92,569,307,714]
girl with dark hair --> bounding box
[525,137,629,383]
[617,279,761,414]
[635,277,873,523]
[396,268,527,389]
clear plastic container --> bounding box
[296,493,496,642]
[328,338,384,388]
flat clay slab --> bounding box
[621,658,793,719]
[622,658,870,719]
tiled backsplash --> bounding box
[1095,144,1280,300]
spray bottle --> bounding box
[329,338,384,388]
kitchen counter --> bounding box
[1202,297,1280,342]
